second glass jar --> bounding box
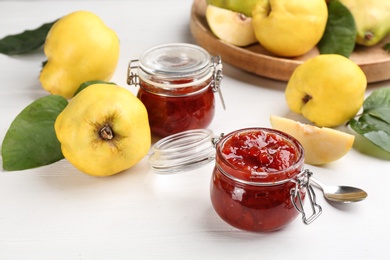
[127,43,223,137]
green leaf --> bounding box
[74,80,116,97]
[0,20,57,55]
[362,87,390,124]
[349,88,390,153]
[383,43,390,53]
[318,0,357,57]
[363,87,390,111]
[367,108,390,124]
[1,95,68,171]
[350,115,390,153]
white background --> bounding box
[1,0,390,259]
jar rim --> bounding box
[138,43,212,85]
[215,127,305,186]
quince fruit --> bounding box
[285,54,367,127]
[40,11,120,99]
[206,0,260,17]
[252,0,328,57]
[340,0,390,46]
[206,5,257,47]
[270,115,355,165]
[55,83,151,177]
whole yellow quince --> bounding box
[285,54,367,127]
[207,0,260,17]
[252,0,328,57]
[40,11,120,99]
[340,0,390,46]
[55,83,151,177]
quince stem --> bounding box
[100,124,114,140]
[364,31,374,41]
[302,94,312,104]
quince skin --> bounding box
[207,0,260,17]
[251,0,328,57]
[40,11,120,99]
[339,0,390,46]
[285,54,367,127]
[55,83,151,177]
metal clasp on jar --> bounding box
[127,59,140,87]
[211,55,225,110]
[290,169,322,225]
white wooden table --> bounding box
[1,1,389,259]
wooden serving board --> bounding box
[190,0,390,83]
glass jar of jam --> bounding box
[149,128,322,232]
[211,128,322,232]
[127,43,224,137]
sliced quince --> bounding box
[270,115,355,165]
[205,5,257,47]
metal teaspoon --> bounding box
[310,177,368,203]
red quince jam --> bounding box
[221,130,298,181]
[210,128,305,232]
[137,78,215,137]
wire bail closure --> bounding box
[290,169,322,225]
[210,55,225,110]
[127,59,140,86]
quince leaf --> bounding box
[317,0,357,58]
[383,43,390,53]
[0,20,57,55]
[362,87,390,124]
[363,87,390,110]
[350,115,390,153]
[349,88,390,153]
[1,95,68,171]
[74,80,116,97]
[367,108,390,124]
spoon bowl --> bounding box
[310,177,368,203]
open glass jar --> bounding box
[127,43,224,137]
[149,128,322,232]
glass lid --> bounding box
[138,43,211,79]
[149,129,217,174]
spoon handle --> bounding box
[309,177,324,191]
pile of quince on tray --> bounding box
[205,0,390,57]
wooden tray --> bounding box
[190,0,390,83]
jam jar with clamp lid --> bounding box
[127,43,224,137]
[149,128,322,232]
